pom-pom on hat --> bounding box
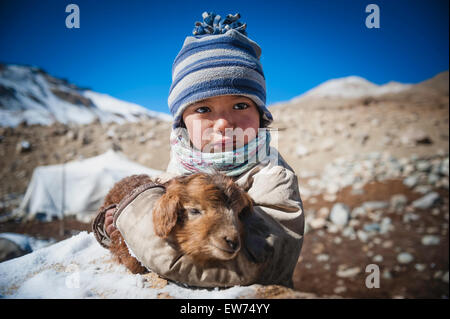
[168,12,273,128]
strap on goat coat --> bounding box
[114,149,304,288]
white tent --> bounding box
[17,150,164,222]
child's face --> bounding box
[182,95,260,153]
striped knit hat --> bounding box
[168,12,273,128]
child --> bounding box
[93,12,304,288]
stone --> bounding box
[438,177,449,189]
[363,223,381,233]
[397,252,414,264]
[357,133,369,145]
[390,194,408,211]
[357,230,369,242]
[16,140,32,153]
[382,269,393,280]
[66,130,78,141]
[326,223,340,234]
[348,220,360,228]
[320,138,335,151]
[403,175,420,188]
[400,129,432,146]
[403,164,415,176]
[316,254,330,262]
[330,203,350,226]
[334,123,346,133]
[442,272,449,284]
[426,226,439,234]
[433,271,443,279]
[416,160,432,172]
[309,218,326,229]
[403,212,420,223]
[351,206,366,218]
[373,255,384,263]
[440,158,449,176]
[363,201,389,211]
[415,264,426,272]
[342,226,356,239]
[412,192,441,209]
[325,183,340,195]
[323,194,337,202]
[110,141,122,152]
[0,238,29,262]
[351,184,365,196]
[336,266,361,278]
[296,144,309,157]
[317,207,330,219]
[427,174,440,185]
[382,240,394,249]
[413,185,432,194]
[371,118,380,127]
[334,286,347,294]
[421,235,440,246]
[82,133,92,145]
[106,128,115,139]
[380,217,393,234]
[311,242,325,255]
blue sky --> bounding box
[0,0,448,114]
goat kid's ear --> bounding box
[152,193,180,238]
[239,194,255,218]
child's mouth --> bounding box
[210,138,236,152]
[212,136,234,146]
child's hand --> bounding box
[105,208,119,238]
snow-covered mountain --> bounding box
[0,63,172,127]
[293,75,412,101]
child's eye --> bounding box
[195,106,211,113]
[233,103,249,110]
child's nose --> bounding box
[214,116,234,134]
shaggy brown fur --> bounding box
[100,173,254,274]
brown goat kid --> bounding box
[100,173,254,274]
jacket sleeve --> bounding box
[245,159,304,232]
[236,156,305,287]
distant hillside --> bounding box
[0,63,172,127]
[296,76,412,100]
[279,71,449,107]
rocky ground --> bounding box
[0,71,448,298]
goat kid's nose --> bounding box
[224,236,240,251]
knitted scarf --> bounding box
[169,128,271,177]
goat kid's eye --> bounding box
[188,208,202,216]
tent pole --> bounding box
[59,161,65,238]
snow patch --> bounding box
[0,232,255,299]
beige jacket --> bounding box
[112,147,304,288]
